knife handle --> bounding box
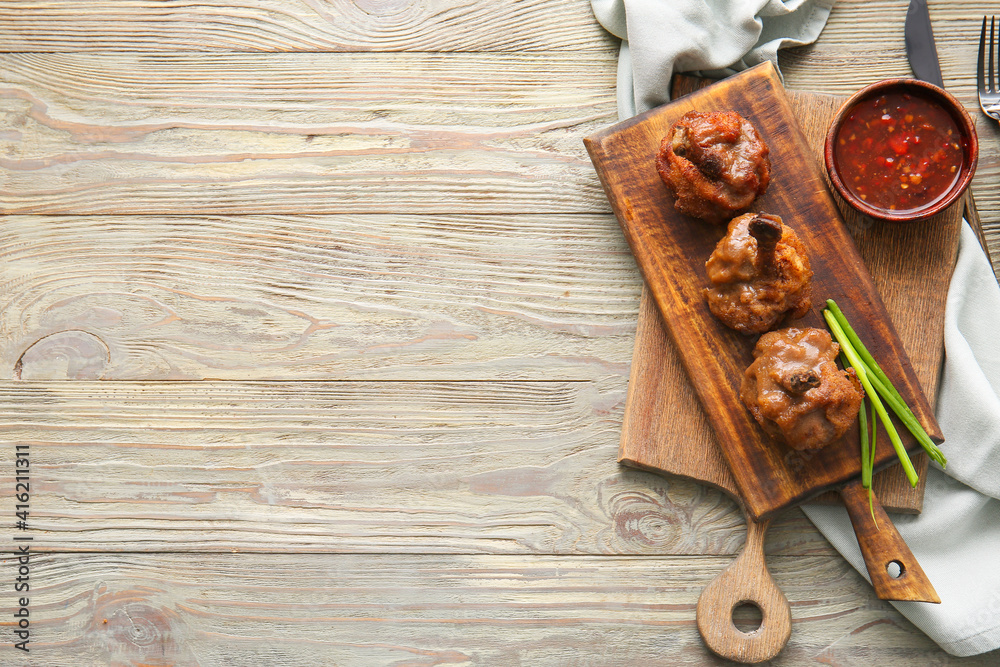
[839,479,940,603]
[696,515,791,663]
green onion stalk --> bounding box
[855,390,879,526]
[869,400,878,524]
[823,309,919,487]
[858,394,871,485]
[825,300,947,468]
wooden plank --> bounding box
[0,379,836,556]
[0,52,617,215]
[780,1,973,96]
[0,214,640,381]
[0,0,610,52]
[21,552,999,665]
[586,64,940,520]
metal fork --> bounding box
[972,17,998,267]
[978,16,1000,120]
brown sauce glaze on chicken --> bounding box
[704,212,813,335]
[656,110,771,224]
[741,327,864,451]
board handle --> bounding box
[839,479,940,603]
[696,515,791,663]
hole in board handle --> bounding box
[732,602,763,634]
[887,560,905,579]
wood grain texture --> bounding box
[0,0,611,52]
[0,379,847,557]
[696,517,791,663]
[17,552,1000,667]
[618,286,735,493]
[3,0,1000,663]
[1,0,998,272]
[839,480,939,603]
[586,64,940,520]
[0,52,617,215]
[0,214,639,381]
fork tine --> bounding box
[992,17,997,93]
[993,17,999,94]
[979,17,987,95]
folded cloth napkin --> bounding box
[591,0,835,118]
[590,0,1000,656]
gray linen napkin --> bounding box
[590,0,1000,656]
[591,0,835,117]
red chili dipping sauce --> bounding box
[833,91,965,213]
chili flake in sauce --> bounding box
[833,92,965,212]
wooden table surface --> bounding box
[1,1,998,664]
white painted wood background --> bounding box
[1,1,998,664]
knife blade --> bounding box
[905,0,944,87]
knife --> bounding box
[905,0,944,87]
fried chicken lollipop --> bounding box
[656,110,771,224]
[741,327,864,451]
[704,213,813,335]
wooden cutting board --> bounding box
[619,74,964,513]
[585,62,945,520]
[588,66,963,663]
[585,63,954,629]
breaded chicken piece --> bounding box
[704,213,812,335]
[656,110,771,224]
[741,327,863,451]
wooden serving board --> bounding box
[602,74,963,664]
[619,76,964,514]
[583,62,943,522]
